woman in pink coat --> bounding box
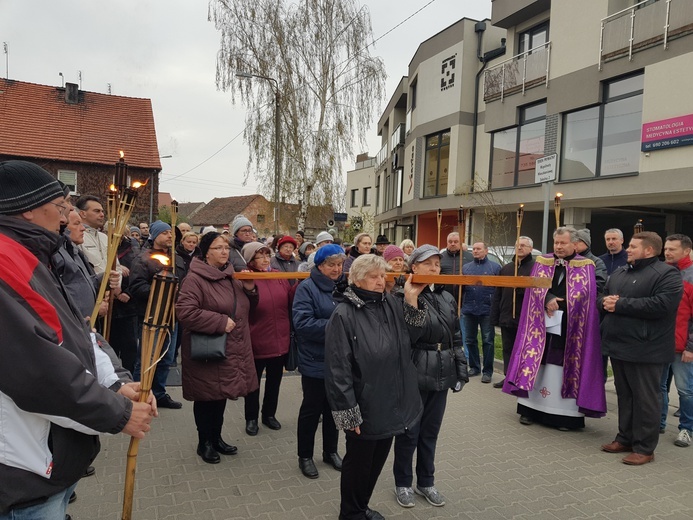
[176,232,258,464]
[241,241,292,436]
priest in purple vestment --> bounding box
[502,227,606,430]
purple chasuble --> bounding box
[502,255,606,418]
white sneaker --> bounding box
[395,486,415,508]
[415,485,446,506]
[675,429,691,447]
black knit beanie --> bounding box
[0,160,65,215]
[199,231,222,258]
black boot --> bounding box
[298,457,319,479]
[197,434,220,464]
[322,451,343,471]
[212,436,238,455]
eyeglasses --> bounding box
[49,202,69,215]
[253,254,271,260]
[237,228,253,235]
[209,246,231,251]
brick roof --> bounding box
[0,78,161,169]
[189,195,262,226]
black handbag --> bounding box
[189,332,227,361]
[189,283,237,361]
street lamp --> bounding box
[236,71,281,235]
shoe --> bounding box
[212,437,238,455]
[481,374,492,384]
[660,427,666,434]
[82,465,95,477]
[493,378,505,389]
[395,486,415,508]
[674,408,681,417]
[157,393,182,409]
[69,491,76,504]
[66,516,72,520]
[622,452,654,465]
[298,457,319,479]
[601,441,632,453]
[196,440,220,464]
[322,451,343,471]
[557,426,571,432]
[675,429,691,447]
[468,369,480,377]
[415,485,445,507]
[519,415,533,425]
[245,419,259,436]
[365,508,385,520]
[262,416,282,430]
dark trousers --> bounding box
[612,358,664,455]
[500,326,518,375]
[193,399,227,440]
[297,375,339,458]
[393,389,448,488]
[244,356,285,420]
[109,315,138,375]
[339,435,393,520]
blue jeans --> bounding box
[0,482,77,520]
[660,354,693,432]
[134,322,178,400]
[463,314,494,376]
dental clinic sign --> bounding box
[641,114,693,151]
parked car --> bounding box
[487,246,543,265]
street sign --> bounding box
[333,212,348,222]
[535,154,557,184]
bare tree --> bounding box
[456,179,512,248]
[209,0,386,229]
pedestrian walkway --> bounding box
[69,372,691,519]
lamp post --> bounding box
[236,71,281,235]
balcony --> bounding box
[483,41,551,102]
[599,0,693,70]
[376,143,388,168]
[390,123,405,151]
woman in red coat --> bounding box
[176,232,258,464]
[241,242,292,436]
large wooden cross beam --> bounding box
[233,271,551,289]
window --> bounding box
[423,130,450,198]
[362,187,372,207]
[350,189,359,208]
[375,174,380,216]
[519,22,549,54]
[410,79,417,110]
[561,73,643,181]
[256,214,265,223]
[58,170,78,195]
[491,102,546,189]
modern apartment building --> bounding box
[360,0,693,254]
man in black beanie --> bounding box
[0,160,155,519]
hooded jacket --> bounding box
[0,217,132,514]
[176,257,259,400]
[325,286,423,439]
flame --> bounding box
[119,150,125,159]
[131,181,143,189]
[520,203,525,208]
[555,192,563,199]
[109,184,117,191]
[151,254,170,266]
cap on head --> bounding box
[575,229,591,248]
[315,231,334,245]
[314,244,343,266]
[277,235,297,249]
[232,215,253,236]
[242,241,270,264]
[148,220,172,242]
[375,234,390,245]
[0,160,65,215]
[407,244,442,269]
[383,245,405,263]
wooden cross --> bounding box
[233,271,551,289]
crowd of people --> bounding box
[1,158,691,520]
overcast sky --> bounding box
[0,0,490,203]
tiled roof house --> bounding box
[0,78,161,222]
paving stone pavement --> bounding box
[69,370,691,520]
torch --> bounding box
[554,192,563,229]
[436,208,442,250]
[121,256,178,520]
[91,178,142,330]
[513,204,525,317]
[634,219,644,234]
[457,206,466,317]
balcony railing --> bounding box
[390,123,405,151]
[376,143,388,168]
[483,41,551,102]
[599,0,693,70]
